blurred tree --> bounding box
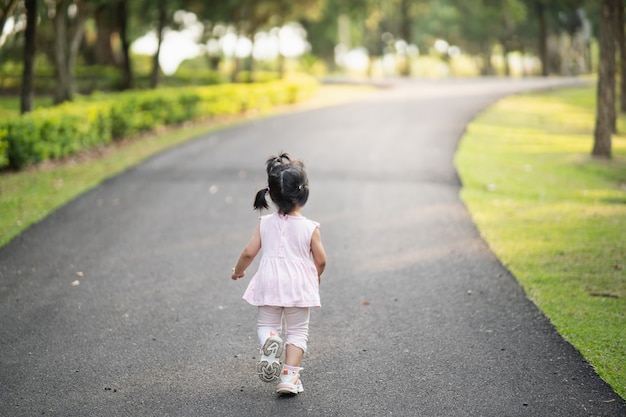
[593,0,615,158]
[502,0,528,75]
[93,1,117,66]
[148,0,169,88]
[273,0,325,77]
[50,0,96,103]
[411,1,461,53]
[195,1,234,71]
[305,0,430,75]
[463,0,529,76]
[616,0,625,113]
[88,0,133,89]
[303,0,366,70]
[20,0,36,114]
[0,0,19,39]
[451,0,502,75]
[0,0,618,100]
[531,0,549,75]
[117,0,133,89]
[523,0,591,76]
[359,0,427,75]
[194,0,324,80]
[528,0,568,75]
[230,0,278,81]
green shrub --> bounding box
[0,126,8,168]
[0,64,122,93]
[1,102,115,169]
[3,118,42,169]
[0,77,318,170]
[164,68,225,86]
[235,71,280,83]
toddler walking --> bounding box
[231,153,327,395]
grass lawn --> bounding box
[0,96,54,119]
[455,85,626,399]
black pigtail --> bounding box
[253,188,269,210]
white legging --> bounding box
[257,306,310,353]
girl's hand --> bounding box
[231,268,245,280]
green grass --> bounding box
[0,96,54,119]
[456,86,626,399]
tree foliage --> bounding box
[0,0,619,161]
[3,0,597,89]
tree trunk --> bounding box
[399,0,411,77]
[94,5,117,66]
[118,0,133,90]
[68,11,87,82]
[277,54,285,79]
[208,56,220,71]
[536,1,548,76]
[53,0,71,103]
[248,52,255,83]
[608,0,618,133]
[20,0,37,115]
[617,0,626,113]
[231,57,241,82]
[593,0,616,158]
[150,3,167,89]
[502,41,511,76]
[51,0,88,103]
[481,43,494,76]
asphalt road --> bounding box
[1,78,624,417]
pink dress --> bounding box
[243,212,321,308]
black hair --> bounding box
[253,152,309,214]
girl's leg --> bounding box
[284,344,304,367]
[256,306,285,383]
[257,306,282,346]
[282,307,310,366]
[277,307,309,394]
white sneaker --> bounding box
[276,366,304,394]
[257,336,284,382]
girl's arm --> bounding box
[231,224,261,280]
[310,227,327,284]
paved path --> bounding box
[1,78,624,416]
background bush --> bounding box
[0,77,318,170]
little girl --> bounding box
[231,152,327,395]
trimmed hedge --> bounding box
[0,77,317,170]
[2,103,113,169]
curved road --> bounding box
[1,78,624,416]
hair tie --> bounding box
[266,187,270,193]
